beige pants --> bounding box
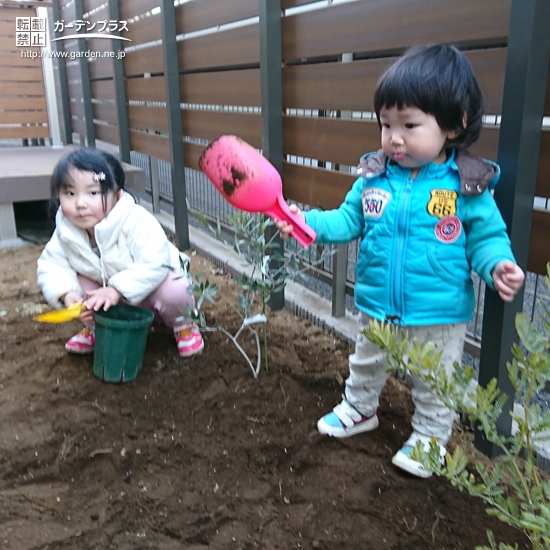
[345,314,466,445]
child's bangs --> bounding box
[374,70,427,115]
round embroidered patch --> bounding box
[434,216,462,243]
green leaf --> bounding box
[516,312,547,354]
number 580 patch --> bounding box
[427,189,458,219]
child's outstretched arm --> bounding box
[492,260,525,302]
[274,204,305,239]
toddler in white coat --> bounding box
[37,148,203,358]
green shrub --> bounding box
[363,265,550,550]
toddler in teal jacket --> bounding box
[275,44,525,478]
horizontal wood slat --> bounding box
[66,62,80,81]
[70,100,85,118]
[283,49,507,114]
[88,57,113,80]
[181,110,261,146]
[0,110,48,124]
[175,0,258,36]
[183,141,207,172]
[83,0,107,14]
[127,13,161,46]
[124,44,162,77]
[0,20,15,36]
[68,81,83,99]
[129,129,170,161]
[284,116,376,167]
[282,0,510,60]
[91,79,115,100]
[0,81,45,96]
[283,161,355,210]
[2,66,44,82]
[71,117,87,136]
[125,75,165,103]
[84,7,108,26]
[119,0,159,21]
[180,69,260,107]
[85,37,113,54]
[284,58,391,112]
[0,96,47,110]
[177,24,259,72]
[0,7,34,20]
[0,125,49,139]
[94,122,119,145]
[92,102,117,124]
[529,209,550,275]
[0,36,30,51]
[128,105,168,133]
[0,54,42,68]
[83,0,108,22]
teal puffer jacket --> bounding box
[303,148,517,326]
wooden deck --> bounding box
[0,146,145,246]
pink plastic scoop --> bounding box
[198,135,316,248]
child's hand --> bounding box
[492,261,525,302]
[63,291,94,323]
[63,290,84,308]
[85,286,122,312]
[274,204,304,239]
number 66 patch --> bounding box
[427,189,458,218]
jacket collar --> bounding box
[356,148,500,195]
[55,191,134,250]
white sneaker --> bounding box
[317,398,379,438]
[391,432,446,479]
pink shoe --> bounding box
[65,327,95,354]
[174,323,204,358]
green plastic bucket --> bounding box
[93,304,154,383]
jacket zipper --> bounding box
[390,178,413,320]
[95,234,107,287]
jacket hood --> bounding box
[356,148,499,195]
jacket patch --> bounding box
[434,216,462,244]
[362,188,391,218]
[427,189,458,218]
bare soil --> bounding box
[0,244,530,550]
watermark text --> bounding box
[20,49,126,60]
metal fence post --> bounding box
[259,0,285,311]
[160,0,189,250]
[73,0,95,147]
[108,0,130,163]
[149,156,161,214]
[475,0,550,457]
[332,244,348,317]
[50,0,72,145]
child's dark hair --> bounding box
[49,148,135,217]
[373,44,483,149]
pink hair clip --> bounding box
[93,172,106,182]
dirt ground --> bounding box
[0,244,530,550]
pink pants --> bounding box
[78,272,195,331]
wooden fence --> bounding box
[49,0,550,276]
[0,5,50,141]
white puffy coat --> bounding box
[37,192,188,308]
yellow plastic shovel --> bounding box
[33,303,86,324]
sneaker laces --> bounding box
[332,399,364,428]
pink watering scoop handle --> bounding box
[265,194,316,247]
